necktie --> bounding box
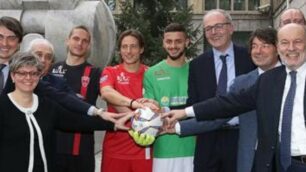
[0,64,6,94]
[280,71,297,171]
[216,54,228,95]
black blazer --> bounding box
[2,75,91,114]
[193,65,305,172]
[187,44,255,105]
[182,45,255,166]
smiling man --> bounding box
[51,25,102,172]
[143,23,195,172]
[176,9,255,172]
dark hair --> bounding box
[0,16,23,43]
[68,25,91,42]
[117,29,145,50]
[164,23,187,37]
[248,27,277,52]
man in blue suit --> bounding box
[230,27,280,172]
[171,9,255,172]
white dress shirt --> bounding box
[279,62,306,156]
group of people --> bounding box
[0,7,306,172]
[164,8,306,172]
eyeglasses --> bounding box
[204,23,230,34]
[14,71,41,79]
[0,34,18,42]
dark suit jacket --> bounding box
[230,69,259,172]
[193,65,303,172]
[2,74,91,114]
[180,45,255,167]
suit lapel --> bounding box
[2,75,13,94]
[234,45,244,76]
[270,67,287,132]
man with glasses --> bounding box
[175,9,255,172]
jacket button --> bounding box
[271,146,275,150]
[266,163,270,167]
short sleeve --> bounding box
[99,66,116,88]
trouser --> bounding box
[194,128,239,172]
[56,154,95,172]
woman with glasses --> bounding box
[0,52,131,172]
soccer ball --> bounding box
[131,107,163,137]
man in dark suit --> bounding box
[164,23,306,172]
[172,9,255,172]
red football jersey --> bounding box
[100,64,152,160]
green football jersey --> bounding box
[143,60,195,158]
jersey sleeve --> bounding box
[99,66,116,88]
[143,70,155,99]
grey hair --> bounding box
[9,51,44,74]
[27,38,55,60]
[203,9,233,23]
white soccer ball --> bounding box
[131,107,163,137]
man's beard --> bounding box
[167,50,185,61]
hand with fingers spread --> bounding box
[136,98,160,111]
[128,130,155,146]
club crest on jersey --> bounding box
[117,72,129,84]
[51,65,67,77]
[81,76,90,87]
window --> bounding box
[177,0,187,9]
[248,0,259,10]
[205,0,217,10]
[204,0,260,11]
[220,0,231,10]
[234,0,245,10]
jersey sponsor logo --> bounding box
[160,96,170,106]
[51,65,67,77]
[157,76,171,81]
[100,75,108,83]
[81,76,90,88]
[154,69,171,81]
[160,96,187,106]
[169,96,188,106]
[117,72,129,84]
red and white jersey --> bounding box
[100,64,151,160]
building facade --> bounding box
[105,0,306,51]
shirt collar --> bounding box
[213,42,234,63]
[258,61,282,75]
[285,61,306,77]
